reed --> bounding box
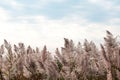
[0,31,119,80]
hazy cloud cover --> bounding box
[0,0,120,52]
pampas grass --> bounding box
[0,31,119,80]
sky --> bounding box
[0,0,120,52]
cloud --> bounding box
[1,10,120,52]
[1,0,66,10]
[38,0,65,3]
[107,18,120,25]
[0,7,10,22]
[0,1,120,52]
[0,0,23,10]
[88,0,120,12]
[71,0,120,23]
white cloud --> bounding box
[0,0,24,10]
[38,0,65,3]
[0,7,120,52]
[88,0,112,7]
[107,18,120,25]
[1,0,66,10]
[0,7,10,22]
[88,0,120,11]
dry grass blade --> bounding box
[42,45,47,62]
[101,44,108,62]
